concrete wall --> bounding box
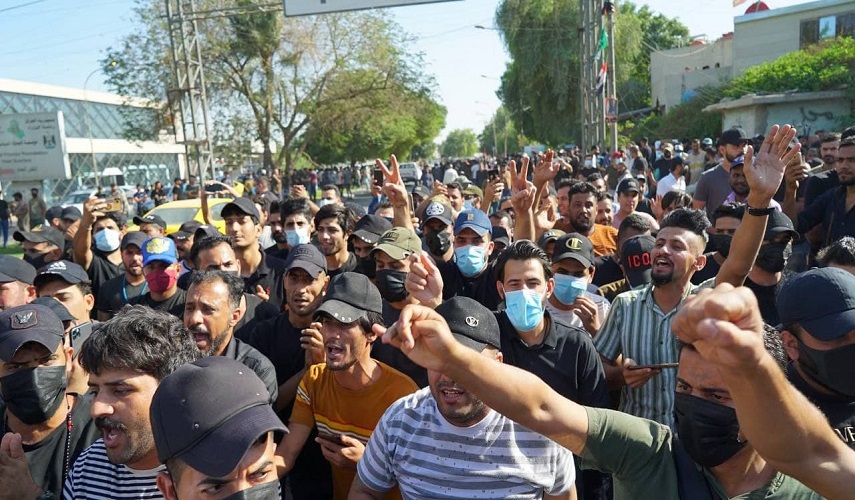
[733,0,855,74]
[651,37,733,111]
[705,90,847,137]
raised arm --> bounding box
[716,124,799,287]
[672,284,855,499]
[73,197,103,269]
[376,155,414,232]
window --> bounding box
[801,18,819,47]
[819,15,837,39]
[800,11,855,48]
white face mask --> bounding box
[318,199,333,207]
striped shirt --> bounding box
[357,388,575,499]
[594,283,698,430]
[63,439,164,499]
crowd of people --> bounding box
[1,122,855,499]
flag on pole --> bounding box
[594,28,608,61]
[733,0,747,6]
[595,62,608,95]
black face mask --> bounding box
[355,255,376,280]
[375,269,409,303]
[23,251,51,271]
[425,230,451,256]
[221,479,279,500]
[754,242,790,273]
[0,365,68,425]
[674,392,745,468]
[709,234,732,258]
[271,231,287,244]
[797,339,855,397]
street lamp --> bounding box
[83,61,117,189]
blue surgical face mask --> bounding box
[94,228,121,252]
[463,199,474,211]
[655,151,663,161]
[454,245,487,277]
[285,228,310,247]
[503,288,545,332]
[553,274,588,305]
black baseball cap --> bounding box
[536,229,565,249]
[34,260,91,288]
[435,296,500,352]
[14,226,65,250]
[121,231,148,251]
[421,201,453,226]
[171,220,202,240]
[151,356,287,477]
[718,127,749,147]
[194,225,221,241]
[412,185,431,200]
[617,178,641,195]
[315,272,382,324]
[222,197,260,220]
[284,244,327,277]
[0,256,36,284]
[46,206,63,221]
[491,226,510,247]
[0,304,64,361]
[620,235,655,288]
[31,297,75,323]
[764,210,799,242]
[132,214,167,230]
[778,267,855,341]
[61,206,82,221]
[552,233,595,268]
[352,215,393,245]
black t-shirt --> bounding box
[744,276,783,326]
[234,292,279,342]
[222,336,279,404]
[327,252,357,279]
[86,252,123,299]
[0,394,99,498]
[436,259,502,311]
[691,252,722,285]
[244,251,287,311]
[631,156,648,176]
[653,158,674,181]
[593,255,623,288]
[0,200,8,220]
[264,244,290,261]
[131,288,186,317]
[96,274,147,317]
[371,302,427,388]
[788,364,855,449]
[804,169,839,207]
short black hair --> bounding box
[820,133,840,144]
[585,173,603,184]
[79,305,200,381]
[320,185,340,198]
[187,269,244,310]
[840,136,855,149]
[596,191,613,203]
[446,182,463,192]
[494,240,553,283]
[489,209,512,222]
[555,179,577,192]
[280,197,312,221]
[711,202,745,225]
[817,236,855,267]
[190,235,234,268]
[661,190,692,212]
[842,126,855,141]
[568,182,599,198]
[314,204,357,234]
[617,213,652,245]
[660,208,710,247]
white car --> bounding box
[60,186,136,216]
[397,162,422,185]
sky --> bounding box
[0,0,811,141]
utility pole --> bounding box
[578,0,588,155]
[165,0,214,183]
[606,1,618,153]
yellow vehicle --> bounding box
[126,198,233,235]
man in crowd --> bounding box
[742,210,799,325]
[59,207,82,257]
[0,255,36,311]
[0,304,99,499]
[420,200,455,263]
[803,132,841,206]
[63,306,200,497]
[278,197,314,257]
[378,299,820,499]
[556,181,618,256]
[130,236,186,317]
[263,200,290,260]
[314,203,358,278]
[319,184,343,208]
[14,225,65,271]
[537,229,565,261]
[44,207,63,232]
[28,188,47,230]
[131,214,166,238]
[183,269,278,404]
[693,127,750,218]
[150,357,286,499]
[546,234,611,336]
[274,272,417,499]
[724,156,783,210]
[168,220,200,276]
[351,215,392,281]
[222,197,286,308]
[73,199,127,293]
[612,178,658,231]
[817,236,855,272]
[94,232,147,321]
[655,157,687,197]
[351,297,576,499]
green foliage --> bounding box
[629,86,723,141]
[478,106,523,156]
[441,129,479,158]
[724,37,855,99]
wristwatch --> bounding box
[746,204,775,216]
[36,492,56,500]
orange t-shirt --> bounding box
[291,362,417,500]
[588,223,618,256]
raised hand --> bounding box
[744,124,800,201]
[375,304,458,373]
[376,155,403,187]
[509,157,530,194]
[532,149,557,187]
[301,322,325,365]
[404,253,443,308]
[510,183,537,214]
[535,200,557,232]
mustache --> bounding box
[436,381,465,392]
[188,324,210,335]
[96,417,126,432]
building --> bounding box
[0,78,186,203]
[651,0,855,112]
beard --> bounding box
[571,215,593,234]
[651,269,674,286]
[189,324,231,356]
[731,183,749,196]
[96,416,155,466]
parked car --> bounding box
[126,198,232,235]
[397,162,422,185]
[60,186,136,216]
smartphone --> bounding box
[407,193,415,214]
[69,322,93,353]
[103,200,123,213]
[205,183,224,193]
[627,363,679,370]
[318,430,343,442]
[373,169,384,186]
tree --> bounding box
[102,0,435,184]
[478,106,523,156]
[441,129,479,158]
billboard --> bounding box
[283,0,458,17]
[0,111,71,182]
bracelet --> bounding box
[746,204,775,216]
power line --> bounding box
[0,0,45,13]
